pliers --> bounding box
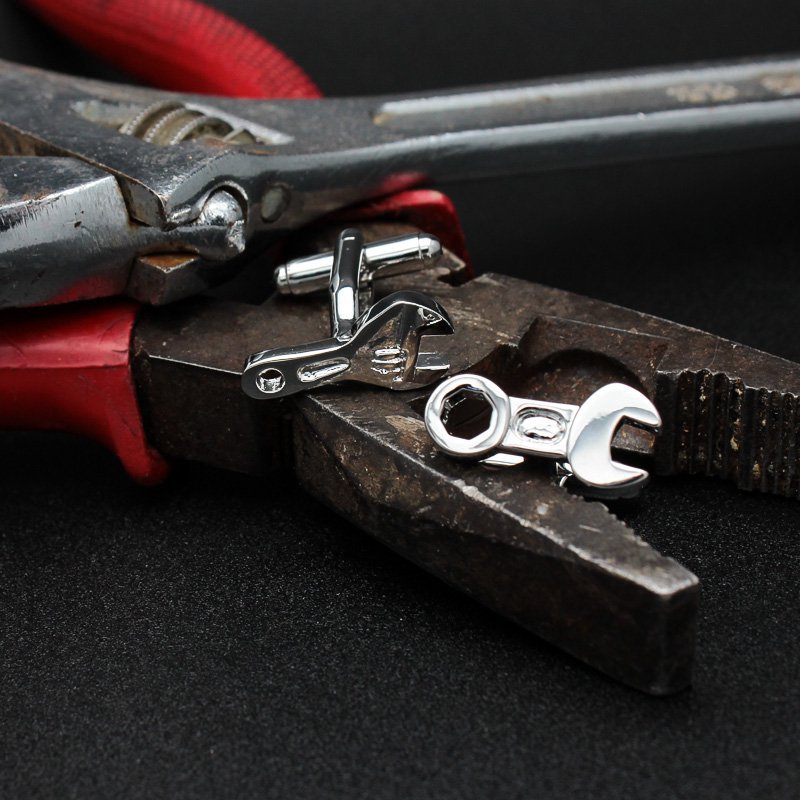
[2,0,800,695]
[4,14,800,308]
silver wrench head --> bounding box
[565,383,662,497]
[241,289,454,398]
[347,290,455,388]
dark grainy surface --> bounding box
[1,1,799,798]
[1,434,799,799]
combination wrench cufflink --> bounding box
[242,229,454,398]
[425,374,662,499]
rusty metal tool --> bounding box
[115,221,800,696]
[4,55,800,307]
[3,42,800,697]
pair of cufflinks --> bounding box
[241,229,661,499]
[242,228,453,399]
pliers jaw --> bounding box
[295,386,699,696]
[129,217,800,694]
[3,38,800,694]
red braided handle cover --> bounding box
[21,0,321,98]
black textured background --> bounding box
[1,2,799,798]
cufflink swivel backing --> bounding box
[242,229,454,399]
[273,231,443,304]
[424,374,662,499]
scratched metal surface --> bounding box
[1,2,799,799]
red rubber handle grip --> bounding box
[21,0,321,98]
[0,301,169,485]
[4,4,469,484]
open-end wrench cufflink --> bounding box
[425,374,662,499]
[242,229,454,398]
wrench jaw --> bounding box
[347,290,454,388]
[564,383,663,500]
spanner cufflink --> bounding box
[424,374,662,498]
[242,229,454,399]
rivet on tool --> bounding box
[424,374,662,498]
[242,228,455,399]
[260,184,290,222]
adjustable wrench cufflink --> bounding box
[241,229,454,399]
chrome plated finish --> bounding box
[425,375,662,498]
[242,230,454,398]
[242,291,454,398]
[274,233,443,298]
[328,228,362,341]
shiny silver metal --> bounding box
[242,230,454,398]
[274,233,443,299]
[328,228,363,341]
[424,375,662,498]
